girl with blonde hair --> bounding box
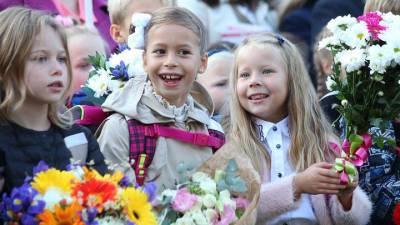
[203,33,372,224]
[0,7,106,194]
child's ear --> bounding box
[110,24,125,44]
[198,54,208,74]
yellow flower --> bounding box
[31,169,77,195]
[120,187,157,225]
[83,167,123,184]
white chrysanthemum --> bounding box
[342,22,370,48]
[327,15,357,34]
[326,76,336,91]
[107,79,125,92]
[199,178,217,194]
[379,26,400,44]
[86,69,111,97]
[97,216,126,225]
[319,36,341,50]
[335,48,366,73]
[381,12,400,28]
[175,216,195,225]
[201,194,217,208]
[204,208,217,222]
[191,172,209,183]
[190,209,209,225]
[216,190,236,212]
[160,189,177,200]
[40,187,72,211]
[367,44,393,74]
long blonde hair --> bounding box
[0,7,72,128]
[364,0,400,14]
[229,33,336,173]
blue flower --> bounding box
[111,61,129,81]
[119,175,132,187]
[143,182,157,202]
[32,161,49,175]
[82,207,98,225]
[1,183,44,223]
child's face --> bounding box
[68,33,106,94]
[197,57,232,114]
[143,24,207,106]
[236,44,289,123]
[24,25,68,104]
[119,0,164,43]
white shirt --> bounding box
[255,117,317,225]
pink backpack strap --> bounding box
[72,105,108,126]
[127,120,225,186]
[143,124,225,149]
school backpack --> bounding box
[126,119,225,186]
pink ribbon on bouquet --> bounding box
[329,133,371,184]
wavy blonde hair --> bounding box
[229,33,337,173]
[364,0,400,14]
[0,7,72,128]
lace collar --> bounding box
[144,81,191,122]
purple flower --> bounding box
[82,207,98,225]
[111,61,129,81]
[1,183,44,223]
[21,214,38,225]
[32,161,49,175]
[216,205,237,225]
[143,182,157,202]
[119,175,132,187]
[118,44,130,52]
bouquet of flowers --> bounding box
[319,12,400,184]
[320,11,400,146]
[82,13,151,105]
[0,161,157,225]
[157,160,251,225]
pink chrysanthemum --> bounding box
[358,12,387,40]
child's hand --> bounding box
[293,162,346,197]
[337,170,358,211]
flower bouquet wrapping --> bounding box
[319,12,400,185]
[0,161,157,225]
[157,143,260,225]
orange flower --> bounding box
[38,201,83,225]
[72,179,117,210]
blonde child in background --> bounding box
[197,43,234,122]
[66,25,108,96]
[0,7,107,194]
[203,33,372,224]
[98,7,225,193]
[108,0,164,46]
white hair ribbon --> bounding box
[127,13,152,49]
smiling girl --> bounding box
[97,7,225,193]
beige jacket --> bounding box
[97,78,223,194]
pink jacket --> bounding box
[258,174,372,225]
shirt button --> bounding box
[276,144,281,149]
[277,172,282,178]
[272,126,277,131]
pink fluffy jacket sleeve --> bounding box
[257,175,372,225]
